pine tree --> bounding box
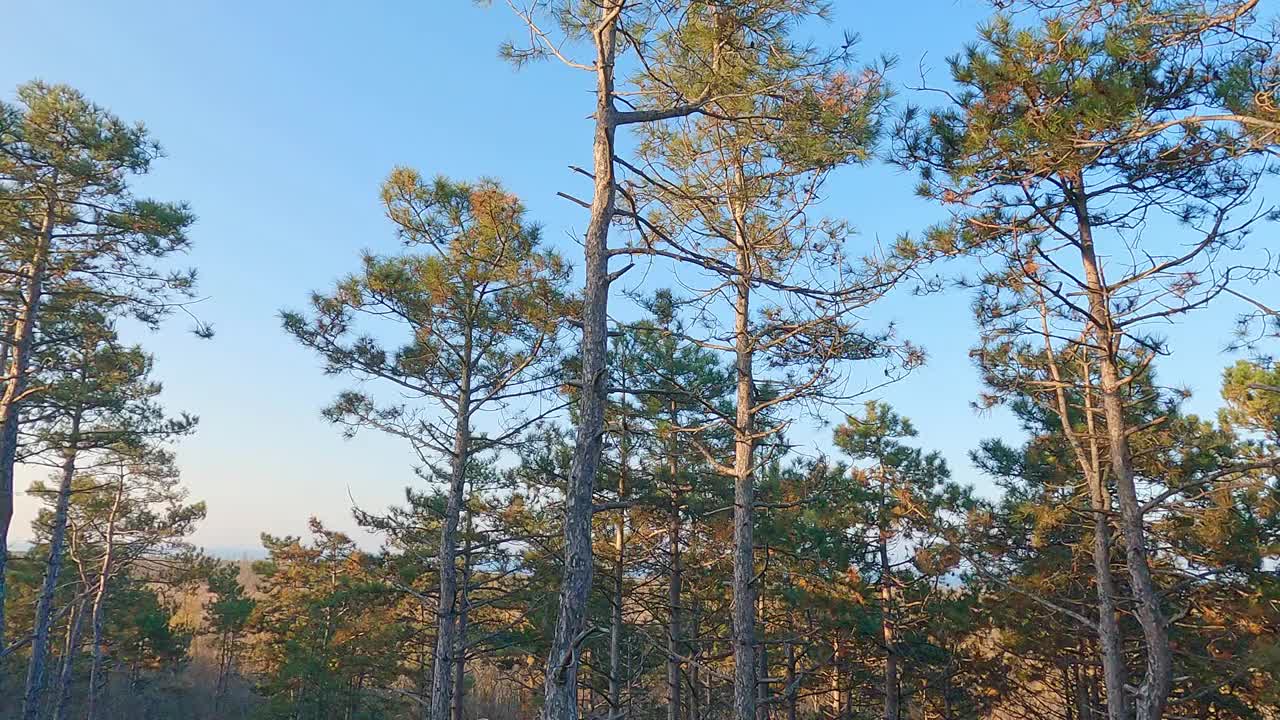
[900,5,1274,716]
[0,81,203,647]
[19,307,193,720]
[250,521,405,720]
[484,5,817,714]
[203,561,254,708]
[618,6,915,713]
[285,171,568,720]
[833,403,971,720]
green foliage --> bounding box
[0,80,202,328]
[250,522,407,720]
[103,577,193,674]
[205,561,254,644]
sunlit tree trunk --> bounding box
[731,264,758,720]
[542,5,621,719]
[1040,298,1129,720]
[1071,176,1171,720]
[431,357,472,720]
[608,386,632,720]
[0,204,53,648]
[879,535,899,720]
[453,505,473,720]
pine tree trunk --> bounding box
[1086,464,1128,720]
[215,629,230,708]
[1071,176,1171,720]
[785,640,797,720]
[542,4,620,719]
[1073,653,1093,720]
[608,513,624,719]
[757,590,768,720]
[453,507,473,720]
[830,637,842,720]
[0,205,53,648]
[1043,307,1129,720]
[879,537,899,720]
[732,268,758,720]
[667,495,682,720]
[1097,352,1171,720]
[86,471,125,720]
[608,418,628,720]
[22,412,80,720]
[52,597,86,720]
[689,603,702,720]
[431,374,471,720]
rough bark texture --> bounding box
[1071,177,1171,720]
[1073,654,1094,720]
[452,510,472,720]
[21,414,79,720]
[85,475,124,720]
[608,412,629,720]
[608,507,625,719]
[540,5,621,720]
[0,207,53,648]
[1097,355,1171,720]
[731,271,757,720]
[430,378,471,720]
[785,641,797,720]
[52,597,86,720]
[1085,462,1128,720]
[1043,328,1128,720]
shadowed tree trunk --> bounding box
[878,535,898,720]
[86,471,125,720]
[21,409,80,720]
[52,596,86,720]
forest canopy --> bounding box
[2,2,1279,720]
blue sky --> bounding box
[5,0,1265,552]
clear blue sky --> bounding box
[5,0,1263,553]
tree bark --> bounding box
[86,470,125,720]
[1070,176,1172,720]
[52,596,86,720]
[667,491,682,720]
[0,204,54,648]
[608,404,630,720]
[689,602,702,720]
[879,537,899,720]
[541,4,621,719]
[1086,469,1128,720]
[1042,313,1129,720]
[430,369,472,720]
[21,411,80,720]
[785,640,797,720]
[731,268,758,720]
[453,506,473,720]
[830,637,842,720]
[608,505,625,720]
